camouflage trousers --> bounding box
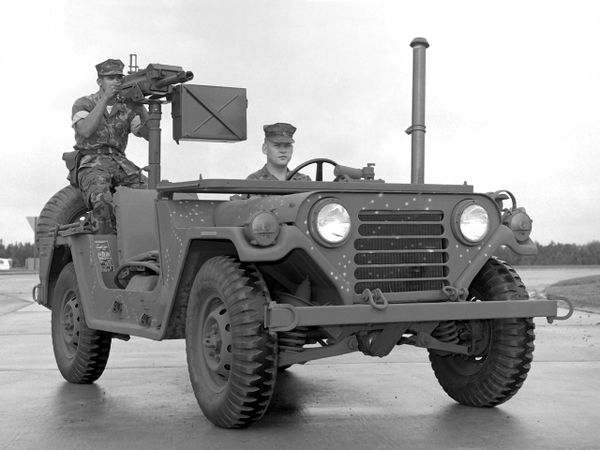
[78,155,146,234]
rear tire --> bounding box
[429,257,535,407]
[36,185,86,247]
[51,263,111,383]
[185,256,277,428]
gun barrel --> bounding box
[154,70,194,89]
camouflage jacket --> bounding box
[246,165,311,181]
[72,91,145,175]
[72,91,144,154]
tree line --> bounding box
[0,241,36,268]
[495,241,600,266]
[1,239,600,268]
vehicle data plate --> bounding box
[95,240,115,272]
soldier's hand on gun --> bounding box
[102,83,121,102]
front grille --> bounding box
[353,210,448,294]
[354,237,445,251]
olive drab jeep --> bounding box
[34,39,572,429]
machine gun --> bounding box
[117,63,194,103]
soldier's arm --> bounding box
[73,89,114,138]
[131,105,150,141]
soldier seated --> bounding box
[70,58,149,234]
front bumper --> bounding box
[265,298,567,332]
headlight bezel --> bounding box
[452,200,490,246]
[309,198,352,248]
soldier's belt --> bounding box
[79,147,123,156]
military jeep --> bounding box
[35,38,571,429]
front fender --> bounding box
[213,192,313,226]
[454,224,536,291]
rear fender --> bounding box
[37,237,72,308]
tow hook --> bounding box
[545,294,575,323]
[361,288,388,310]
[442,286,468,301]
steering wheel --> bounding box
[287,158,338,181]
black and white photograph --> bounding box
[1,1,599,449]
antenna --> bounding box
[128,54,139,74]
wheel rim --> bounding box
[60,291,82,356]
[200,296,232,390]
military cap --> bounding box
[263,122,296,143]
[95,58,125,77]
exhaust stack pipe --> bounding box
[406,37,429,184]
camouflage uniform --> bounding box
[246,165,311,181]
[72,59,147,233]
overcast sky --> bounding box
[1,0,599,246]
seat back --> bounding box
[114,187,159,263]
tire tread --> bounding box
[186,256,277,428]
[429,257,535,407]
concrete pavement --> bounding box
[1,274,599,449]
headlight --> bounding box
[453,201,490,245]
[310,199,351,247]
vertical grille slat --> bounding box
[353,210,448,294]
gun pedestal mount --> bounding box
[117,63,194,189]
[146,101,162,189]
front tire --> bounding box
[429,257,535,407]
[185,256,277,428]
[51,263,112,383]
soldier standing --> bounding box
[71,58,149,233]
[246,122,311,181]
